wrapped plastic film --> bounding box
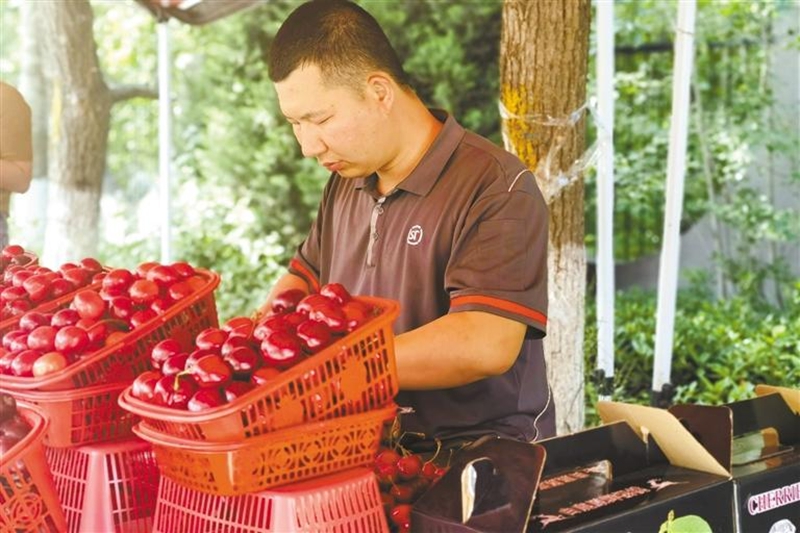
[498,98,606,204]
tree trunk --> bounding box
[16,1,50,252]
[37,0,111,267]
[500,0,591,435]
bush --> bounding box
[584,280,800,426]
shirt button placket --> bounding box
[367,197,387,268]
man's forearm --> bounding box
[393,311,526,390]
[0,160,32,193]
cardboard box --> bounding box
[528,402,734,532]
[670,385,800,533]
[410,403,735,533]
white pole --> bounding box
[652,0,697,403]
[596,0,616,401]
[158,20,173,264]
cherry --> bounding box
[319,283,351,305]
[389,504,412,527]
[260,331,304,370]
[376,448,401,466]
[296,319,332,354]
[151,339,185,370]
[295,293,331,315]
[390,483,415,504]
[270,288,307,314]
[396,454,423,480]
[187,387,227,412]
[188,354,233,388]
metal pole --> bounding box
[595,0,616,401]
[652,0,697,406]
[158,20,172,264]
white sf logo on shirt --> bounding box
[406,225,423,246]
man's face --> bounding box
[274,64,386,179]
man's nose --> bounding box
[297,128,326,158]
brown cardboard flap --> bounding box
[668,404,734,471]
[755,385,800,415]
[597,401,730,478]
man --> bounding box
[0,81,33,247]
[259,0,554,448]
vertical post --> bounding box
[652,0,697,406]
[595,0,616,400]
[158,20,172,264]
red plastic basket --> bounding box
[45,438,159,533]
[0,251,38,274]
[0,266,102,341]
[0,268,220,391]
[118,296,399,443]
[133,404,397,496]
[0,403,68,533]
[152,467,388,533]
[2,382,137,448]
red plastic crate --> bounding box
[3,382,137,448]
[45,438,159,533]
[118,296,399,443]
[0,403,68,533]
[0,268,220,391]
[153,467,388,533]
[133,404,398,496]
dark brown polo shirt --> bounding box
[289,111,555,444]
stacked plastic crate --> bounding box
[0,261,221,533]
[118,294,401,532]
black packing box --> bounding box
[527,401,734,532]
[410,402,735,533]
[669,384,800,533]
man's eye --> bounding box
[316,116,331,125]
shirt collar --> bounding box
[356,109,465,197]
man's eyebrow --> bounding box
[285,108,330,122]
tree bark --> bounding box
[37,0,112,267]
[15,1,50,251]
[500,0,591,435]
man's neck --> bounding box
[376,104,443,196]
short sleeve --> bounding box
[446,170,548,335]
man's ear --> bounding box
[366,73,395,112]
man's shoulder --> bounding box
[453,130,534,193]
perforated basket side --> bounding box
[5,382,137,448]
[136,404,397,496]
[152,468,388,533]
[0,404,68,533]
[44,444,90,531]
[45,438,159,533]
[119,296,399,443]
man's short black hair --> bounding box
[268,0,411,91]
